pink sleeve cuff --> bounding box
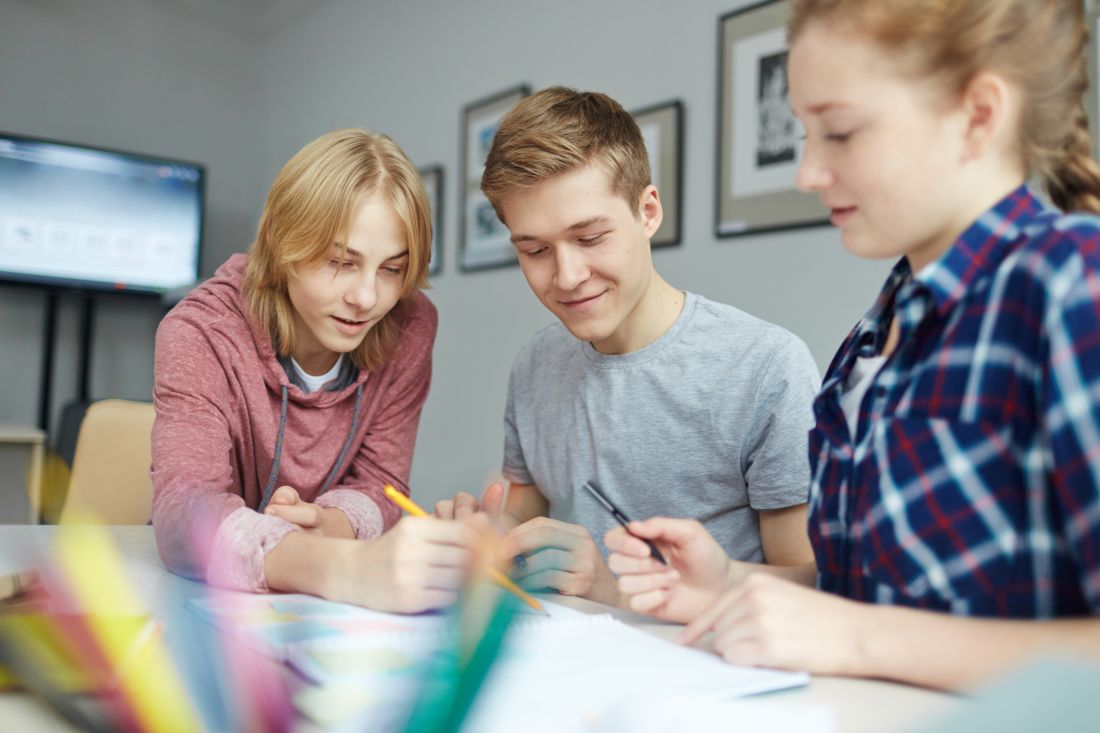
[315,489,385,540]
[207,507,299,592]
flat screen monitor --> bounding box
[0,132,204,295]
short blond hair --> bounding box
[481,86,651,221]
[242,129,432,372]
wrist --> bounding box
[321,506,355,539]
[724,559,749,589]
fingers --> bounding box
[616,567,679,596]
[453,492,479,519]
[679,588,742,645]
[480,482,506,517]
[607,549,665,575]
[515,568,574,594]
[434,499,455,519]
[511,548,577,580]
[434,492,482,520]
[605,528,660,562]
[270,485,300,505]
[265,502,323,528]
[627,587,672,614]
[625,517,705,545]
[505,517,587,555]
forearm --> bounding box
[502,482,549,528]
[320,507,356,539]
[850,605,1100,690]
[728,559,817,588]
[263,532,352,598]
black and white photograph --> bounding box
[716,0,828,237]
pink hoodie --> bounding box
[151,253,437,592]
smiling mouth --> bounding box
[332,315,369,327]
[560,292,604,307]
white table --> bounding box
[0,425,46,524]
[0,526,960,732]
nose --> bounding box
[553,245,590,291]
[795,138,833,193]
[344,272,378,312]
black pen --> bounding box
[582,480,667,565]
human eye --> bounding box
[328,258,354,270]
[381,264,406,276]
[521,246,548,258]
[578,232,607,246]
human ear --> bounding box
[958,71,1013,163]
[638,184,663,238]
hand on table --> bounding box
[680,572,864,674]
[504,517,621,606]
[606,517,735,623]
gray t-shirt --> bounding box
[502,292,821,562]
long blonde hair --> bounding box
[789,0,1100,213]
[242,129,432,372]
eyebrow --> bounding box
[331,244,408,261]
[510,216,613,244]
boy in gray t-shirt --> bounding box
[436,86,820,607]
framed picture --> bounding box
[1087,0,1100,159]
[632,99,684,248]
[459,84,529,271]
[419,165,444,276]
[715,0,827,237]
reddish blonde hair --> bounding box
[789,0,1100,213]
[242,129,432,372]
[481,86,651,220]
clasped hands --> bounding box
[435,484,623,606]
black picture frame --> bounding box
[419,165,444,277]
[715,0,827,238]
[632,99,684,248]
[458,84,530,272]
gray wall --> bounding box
[1,0,893,513]
[254,0,893,506]
[0,0,263,435]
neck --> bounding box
[905,172,1026,274]
[592,273,684,355]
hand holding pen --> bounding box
[582,481,667,565]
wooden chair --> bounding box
[59,399,155,525]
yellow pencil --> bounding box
[382,484,547,614]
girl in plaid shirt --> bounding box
[607,0,1100,690]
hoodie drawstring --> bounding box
[257,383,364,513]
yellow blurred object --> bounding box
[54,523,201,731]
[37,451,71,525]
[59,400,155,525]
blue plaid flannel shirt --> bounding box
[808,185,1100,617]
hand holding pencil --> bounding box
[385,485,547,614]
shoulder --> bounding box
[392,289,439,337]
[687,293,818,377]
[509,321,574,377]
[988,211,1100,318]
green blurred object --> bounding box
[403,583,520,733]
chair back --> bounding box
[60,399,155,525]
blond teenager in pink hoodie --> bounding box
[152,129,486,613]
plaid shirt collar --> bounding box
[843,184,1050,357]
[816,184,1053,437]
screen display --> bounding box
[0,133,203,295]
